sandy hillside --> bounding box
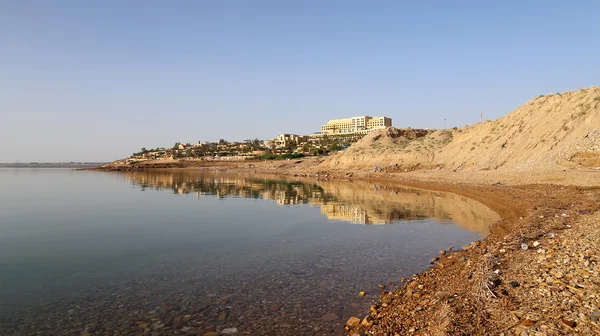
[322,87,600,172]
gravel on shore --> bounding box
[338,183,600,336]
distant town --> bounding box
[120,116,392,164]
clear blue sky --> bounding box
[1,1,599,162]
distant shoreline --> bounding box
[0,163,106,168]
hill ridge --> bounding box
[321,87,600,171]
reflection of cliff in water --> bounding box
[120,171,500,234]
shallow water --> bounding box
[0,169,499,335]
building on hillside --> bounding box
[320,116,392,135]
[272,133,308,148]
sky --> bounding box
[1,1,599,162]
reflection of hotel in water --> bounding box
[124,172,394,224]
[122,171,499,234]
[319,203,389,224]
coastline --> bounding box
[90,159,600,335]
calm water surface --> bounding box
[0,169,499,335]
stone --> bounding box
[359,291,366,296]
[522,319,536,326]
[361,315,373,326]
[533,241,540,247]
[269,303,282,312]
[550,270,564,279]
[221,328,238,334]
[379,284,386,289]
[346,316,361,328]
[440,250,446,255]
[203,333,219,336]
[521,243,529,251]
[561,318,576,329]
[321,313,339,321]
[163,303,177,312]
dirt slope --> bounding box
[322,87,600,172]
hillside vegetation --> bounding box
[322,87,600,172]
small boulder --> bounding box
[346,317,361,328]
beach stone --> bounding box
[521,319,536,326]
[550,270,564,279]
[321,313,339,321]
[346,316,361,328]
[269,303,282,312]
[561,318,576,328]
[221,327,238,334]
[361,315,373,326]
